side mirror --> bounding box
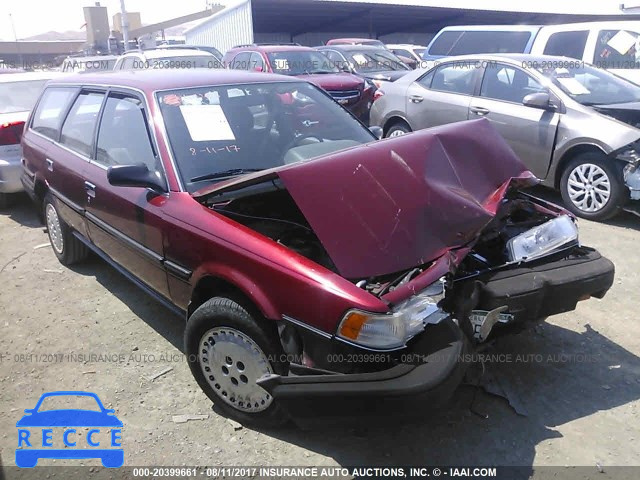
[369,126,383,139]
[523,92,555,111]
[107,164,166,193]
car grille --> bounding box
[327,90,361,105]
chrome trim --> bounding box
[281,314,332,339]
[164,260,192,280]
[333,335,408,353]
[49,186,83,213]
[85,211,163,264]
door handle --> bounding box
[470,106,490,116]
[84,181,96,198]
[45,158,53,172]
[409,95,424,103]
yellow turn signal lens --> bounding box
[338,311,370,340]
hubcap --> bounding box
[388,129,406,138]
[567,163,611,213]
[45,203,64,254]
[199,327,273,413]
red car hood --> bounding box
[195,119,537,279]
[295,72,363,90]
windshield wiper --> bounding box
[190,169,264,183]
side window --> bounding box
[249,52,265,71]
[594,29,640,69]
[430,63,477,95]
[120,57,137,70]
[428,31,464,56]
[31,87,77,140]
[449,31,531,55]
[96,95,157,171]
[480,64,545,104]
[230,52,251,70]
[60,91,105,157]
[543,31,589,59]
[417,69,435,88]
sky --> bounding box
[0,0,232,41]
[0,0,636,41]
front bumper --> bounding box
[0,158,24,193]
[474,247,614,325]
[257,319,469,418]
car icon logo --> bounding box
[15,391,123,468]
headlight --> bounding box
[507,215,578,263]
[337,280,447,350]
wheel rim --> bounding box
[45,203,64,254]
[199,327,273,413]
[388,129,406,137]
[566,163,611,213]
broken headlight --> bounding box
[337,280,447,350]
[507,215,578,263]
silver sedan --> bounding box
[370,54,640,221]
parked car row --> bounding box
[17,69,614,426]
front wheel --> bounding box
[560,153,627,221]
[185,297,289,427]
[385,122,412,138]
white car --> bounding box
[387,44,427,67]
[0,71,60,208]
[113,49,220,70]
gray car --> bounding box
[370,54,640,221]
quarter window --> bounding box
[60,91,105,157]
[430,63,478,95]
[543,31,589,60]
[96,95,157,170]
[31,87,77,140]
[480,65,545,104]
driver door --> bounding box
[83,90,171,298]
[469,63,561,179]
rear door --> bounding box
[406,62,479,130]
[83,90,170,298]
[470,62,560,179]
[29,87,98,236]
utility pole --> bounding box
[9,13,23,68]
[119,0,131,52]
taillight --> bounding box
[373,89,385,102]
[0,121,25,146]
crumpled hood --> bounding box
[196,119,537,279]
[592,102,640,129]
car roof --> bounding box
[318,44,386,51]
[231,45,315,53]
[0,71,62,83]
[46,69,299,92]
[431,53,584,65]
[435,25,542,32]
[387,44,426,49]
[126,49,215,59]
[539,20,640,31]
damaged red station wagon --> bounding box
[21,70,614,426]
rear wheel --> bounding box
[386,121,412,138]
[43,194,88,265]
[185,296,288,427]
[560,153,627,221]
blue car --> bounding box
[16,391,123,468]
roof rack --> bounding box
[232,42,302,48]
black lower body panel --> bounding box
[475,247,614,323]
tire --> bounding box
[43,194,89,265]
[385,122,412,138]
[0,192,14,209]
[560,153,627,221]
[185,296,289,427]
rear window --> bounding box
[31,87,77,140]
[0,79,49,114]
[430,30,532,56]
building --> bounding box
[185,0,640,54]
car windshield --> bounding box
[37,395,101,412]
[157,81,374,193]
[0,79,48,114]
[267,51,339,75]
[344,49,410,73]
[142,55,217,69]
[536,63,640,106]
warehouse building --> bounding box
[185,0,640,54]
